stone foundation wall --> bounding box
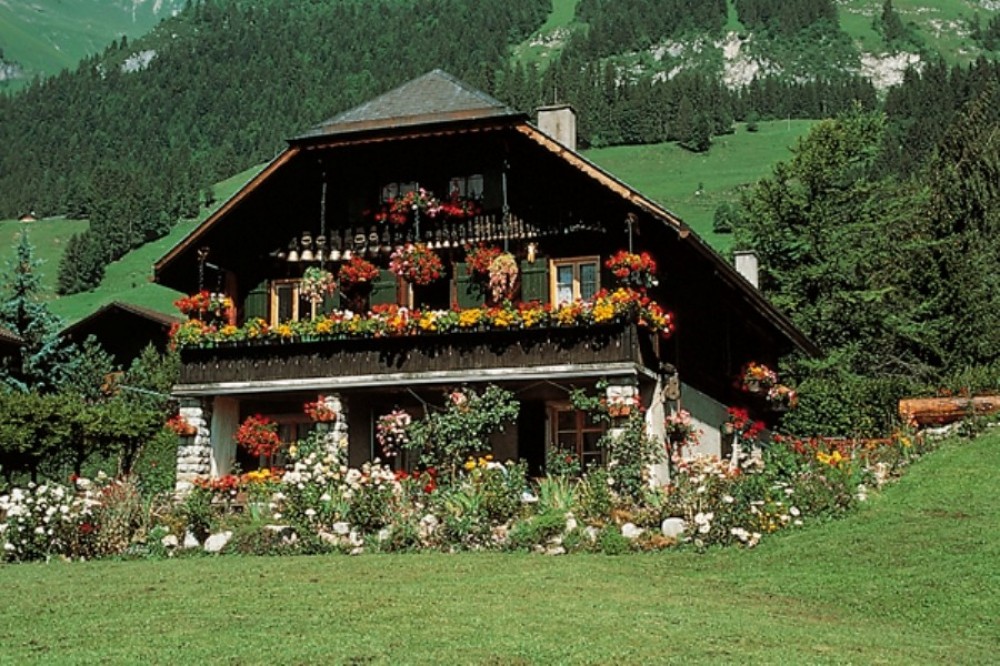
[175,399,211,493]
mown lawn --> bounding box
[2,430,997,664]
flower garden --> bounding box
[0,381,936,562]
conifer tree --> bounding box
[0,231,74,392]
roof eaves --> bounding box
[153,146,300,281]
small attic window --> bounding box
[448,174,484,199]
[380,182,419,203]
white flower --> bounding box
[722,495,734,504]
[305,509,317,518]
[319,493,331,502]
[790,506,800,516]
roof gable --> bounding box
[296,69,519,140]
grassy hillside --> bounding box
[585,119,817,252]
[0,165,263,324]
[1,431,996,662]
[0,0,184,88]
[840,0,993,64]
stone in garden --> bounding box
[161,534,179,549]
[203,531,233,553]
[621,523,644,540]
[348,530,363,547]
[183,530,200,549]
[564,513,578,533]
[331,521,350,536]
[317,530,338,545]
[349,546,364,556]
[661,518,687,539]
[491,524,509,546]
[585,526,600,542]
[419,514,439,538]
[545,545,567,556]
[377,528,390,543]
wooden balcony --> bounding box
[177,323,659,392]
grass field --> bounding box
[1,431,996,664]
[584,120,816,251]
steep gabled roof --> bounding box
[62,301,181,336]
[295,69,521,140]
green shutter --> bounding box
[370,269,398,306]
[520,260,548,303]
[321,288,340,313]
[454,262,486,309]
[243,280,269,321]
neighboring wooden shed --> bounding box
[62,301,181,368]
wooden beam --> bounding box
[899,396,1000,426]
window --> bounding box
[550,404,604,471]
[550,256,600,305]
[448,174,484,199]
[269,279,320,326]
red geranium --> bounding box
[338,257,380,289]
[234,414,283,458]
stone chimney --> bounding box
[537,104,577,151]
[733,250,759,289]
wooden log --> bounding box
[898,396,1000,426]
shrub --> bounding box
[508,509,566,550]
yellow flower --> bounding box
[459,309,482,327]
[315,319,333,334]
[592,302,614,323]
[220,325,238,337]
[276,324,294,338]
[463,458,477,471]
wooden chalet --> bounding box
[154,70,817,490]
[61,301,181,368]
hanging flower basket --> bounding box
[165,414,197,437]
[390,243,444,286]
[377,188,442,225]
[174,290,233,320]
[300,267,336,305]
[487,252,519,302]
[234,414,283,459]
[740,362,777,394]
[605,250,658,289]
[375,409,411,458]
[465,243,502,278]
[338,257,380,291]
[304,396,338,423]
[767,384,798,411]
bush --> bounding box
[508,509,567,550]
[133,430,178,498]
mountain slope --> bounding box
[0,0,186,88]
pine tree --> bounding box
[0,231,75,392]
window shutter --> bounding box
[321,288,340,313]
[520,260,549,303]
[243,280,269,321]
[370,269,398,306]
[454,262,485,309]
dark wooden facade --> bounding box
[178,323,657,387]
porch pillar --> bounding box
[210,396,240,477]
[175,398,212,493]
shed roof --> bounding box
[295,69,520,140]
